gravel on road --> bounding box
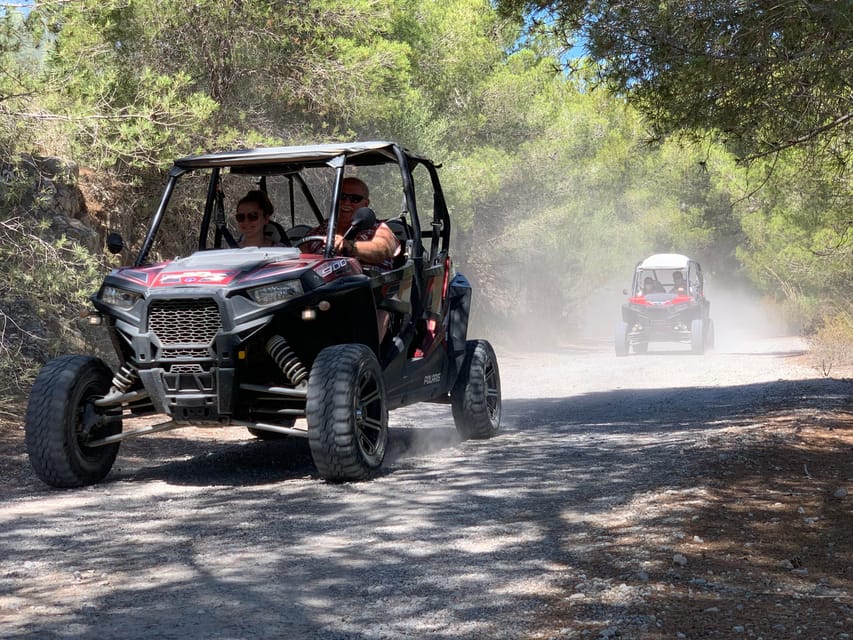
[0,336,851,639]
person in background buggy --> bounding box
[642,276,665,295]
[671,271,686,294]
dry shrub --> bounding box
[807,309,853,377]
[0,157,110,396]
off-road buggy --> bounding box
[615,253,713,356]
[25,141,501,487]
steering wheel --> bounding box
[300,235,328,244]
[299,235,339,255]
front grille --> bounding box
[161,348,210,360]
[148,299,221,348]
[648,318,674,329]
[169,363,205,373]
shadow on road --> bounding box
[81,375,851,491]
[2,376,851,639]
[503,376,850,435]
[112,423,464,487]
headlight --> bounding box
[101,285,141,309]
[247,280,304,306]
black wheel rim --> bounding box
[484,357,500,423]
[354,368,384,458]
[73,387,106,457]
[73,379,117,459]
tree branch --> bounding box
[739,112,853,163]
[9,111,165,122]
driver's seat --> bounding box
[263,221,291,247]
[383,218,413,268]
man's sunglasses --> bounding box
[341,193,365,204]
[235,212,260,222]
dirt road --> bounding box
[1,335,851,639]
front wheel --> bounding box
[451,340,501,440]
[705,318,715,350]
[615,321,629,357]
[691,319,705,355]
[25,355,122,488]
[306,344,388,481]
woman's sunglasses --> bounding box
[341,193,365,204]
[235,211,260,222]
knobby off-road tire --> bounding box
[451,340,501,440]
[25,355,122,488]
[705,319,715,351]
[306,344,388,481]
[615,322,629,357]
[691,319,705,355]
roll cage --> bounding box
[134,141,452,269]
[630,254,704,298]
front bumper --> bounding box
[623,302,700,343]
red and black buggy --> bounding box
[616,253,713,356]
[25,142,502,487]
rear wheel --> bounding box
[615,322,629,357]
[691,319,705,355]
[25,356,122,488]
[451,340,501,440]
[306,344,388,481]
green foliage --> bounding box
[731,150,853,328]
[0,6,45,157]
[31,1,218,174]
[498,0,853,164]
[27,0,451,169]
[3,0,847,354]
[387,0,521,148]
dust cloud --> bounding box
[577,276,635,342]
[703,278,797,351]
[465,248,798,356]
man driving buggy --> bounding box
[300,176,401,343]
[299,177,399,270]
[671,271,686,294]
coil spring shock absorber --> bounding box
[266,335,308,386]
[110,363,138,393]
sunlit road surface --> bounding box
[494,334,813,400]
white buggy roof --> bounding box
[638,253,691,269]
